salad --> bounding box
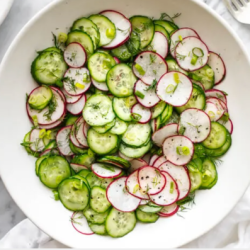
[22,10,233,238]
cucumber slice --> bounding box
[202,122,227,149]
[126,30,141,56]
[154,24,170,43]
[200,158,217,189]
[38,156,71,189]
[77,169,91,178]
[187,166,203,193]
[35,155,48,176]
[111,44,131,61]
[122,123,151,147]
[65,115,79,126]
[107,64,137,97]
[154,20,179,34]
[88,223,107,235]
[98,155,131,169]
[151,101,166,119]
[160,104,173,125]
[88,52,116,82]
[105,208,136,238]
[136,209,159,223]
[71,154,95,168]
[86,172,114,189]
[42,47,62,54]
[166,58,188,75]
[83,207,109,224]
[83,94,115,126]
[71,17,100,49]
[110,118,128,135]
[119,141,152,158]
[138,203,163,213]
[73,175,91,191]
[90,186,111,213]
[58,178,89,211]
[87,128,118,155]
[113,96,137,122]
[31,51,67,86]
[67,30,94,57]
[130,16,155,48]
[188,65,215,90]
[92,119,116,134]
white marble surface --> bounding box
[0,0,250,243]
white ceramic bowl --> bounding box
[0,0,250,248]
[0,0,13,26]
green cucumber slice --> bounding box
[83,207,109,224]
[136,209,159,223]
[90,186,111,213]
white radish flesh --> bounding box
[67,94,86,115]
[83,121,90,138]
[206,97,227,114]
[29,129,45,152]
[131,103,152,124]
[158,203,179,217]
[218,118,233,134]
[61,88,82,104]
[91,163,122,178]
[129,158,147,173]
[56,126,74,156]
[118,152,133,161]
[71,212,94,235]
[75,117,88,147]
[91,78,109,92]
[70,164,88,172]
[39,115,65,129]
[70,125,85,148]
[149,155,159,166]
[153,155,167,168]
[205,89,227,104]
[205,102,223,121]
[149,31,169,58]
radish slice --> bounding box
[114,57,120,64]
[156,72,193,107]
[67,94,86,115]
[129,158,147,173]
[40,148,60,157]
[56,126,74,156]
[206,97,227,114]
[218,118,233,134]
[205,89,227,104]
[50,87,66,103]
[170,28,200,58]
[158,203,179,217]
[163,135,194,165]
[150,119,158,133]
[131,103,152,124]
[70,125,84,149]
[192,80,205,91]
[63,67,91,96]
[175,36,209,71]
[64,42,87,68]
[159,162,191,200]
[126,170,149,200]
[106,177,141,212]
[29,129,45,152]
[70,163,88,172]
[153,156,167,168]
[152,123,178,147]
[61,88,82,104]
[149,32,168,58]
[71,212,94,235]
[205,102,224,121]
[83,121,90,138]
[149,171,179,206]
[134,80,160,108]
[133,51,168,86]
[142,154,151,164]
[149,155,160,166]
[92,163,122,178]
[118,152,133,161]
[38,114,65,129]
[91,78,109,92]
[75,117,88,147]
[101,10,132,49]
[138,166,166,195]
[208,51,226,85]
[178,108,211,143]
[27,88,65,126]
[140,199,150,205]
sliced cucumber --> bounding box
[154,20,178,34]
[187,167,203,193]
[160,104,173,125]
[90,186,111,213]
[65,115,79,126]
[88,223,107,235]
[138,203,163,213]
[92,119,116,134]
[83,206,109,224]
[71,154,95,168]
[126,30,141,56]
[151,101,166,119]
[154,24,170,43]
[200,158,217,189]
[35,155,48,176]
[86,172,114,189]
[111,44,131,61]
[119,141,152,158]
[105,208,136,238]
[136,209,159,223]
[97,155,131,169]
[77,169,91,178]
[107,64,137,97]
[166,57,188,75]
[110,118,128,135]
[73,175,91,191]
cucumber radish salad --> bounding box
[22,10,232,238]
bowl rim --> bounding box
[1,0,250,247]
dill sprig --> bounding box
[63,76,77,93]
[43,95,58,121]
[146,79,157,91]
[159,12,181,23]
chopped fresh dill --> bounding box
[176,52,187,61]
[63,76,77,93]
[146,79,157,91]
[159,12,181,23]
[150,54,156,65]
[43,95,58,121]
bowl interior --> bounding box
[0,0,250,248]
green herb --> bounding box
[20,141,32,147]
[52,190,59,201]
[153,69,157,75]
[70,214,84,225]
[159,12,181,23]
[100,164,115,172]
[146,79,157,91]
[176,52,186,61]
[150,54,156,65]
[43,95,58,121]
[26,93,29,102]
[222,91,228,96]
[63,76,77,92]
[220,112,229,123]
[135,90,145,99]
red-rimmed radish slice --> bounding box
[64,42,87,68]
[152,123,178,147]
[129,158,147,173]
[149,32,168,58]
[205,89,227,104]
[159,162,191,200]
[218,99,228,113]
[178,108,211,143]
[150,119,159,133]
[98,160,125,169]
[114,57,120,64]
[142,154,151,164]
[140,199,150,205]
[106,177,141,212]
[131,103,152,124]
[27,88,65,126]
[153,156,167,168]
[56,126,74,156]
[75,117,88,147]
[205,102,224,121]
[83,121,90,138]
[175,36,209,71]
[170,28,200,58]
[91,78,109,92]
[67,94,86,115]
[29,129,45,152]
[118,152,133,161]
[133,51,168,86]
[38,114,65,129]
[101,10,132,49]
[192,80,205,91]
[158,203,179,217]
[50,87,66,103]
[70,163,88,172]
[40,148,60,157]
[70,124,85,149]
[63,67,91,96]
[71,212,94,235]
[206,97,227,113]
[92,163,122,179]
[218,118,233,134]
[156,72,193,107]
[61,88,82,104]
[208,51,226,85]
[149,171,179,206]
[163,135,194,165]
[134,80,160,108]
[149,155,160,166]
[126,170,149,200]
[138,166,166,195]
